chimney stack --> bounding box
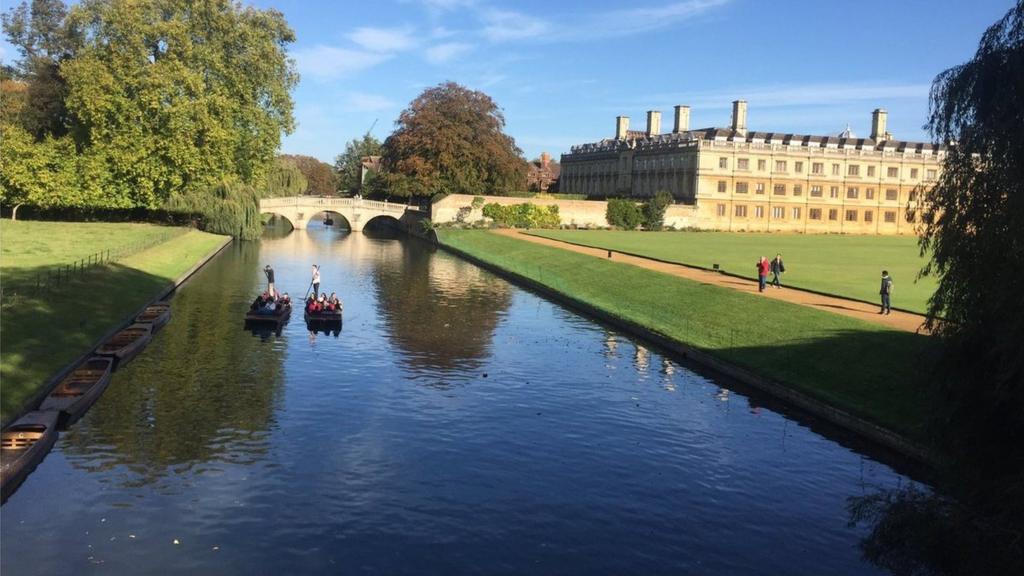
[731,100,747,135]
[673,105,690,133]
[646,110,662,137]
[616,115,630,140]
[540,152,550,167]
[871,108,888,141]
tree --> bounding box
[334,132,381,195]
[606,198,643,229]
[643,191,674,230]
[918,0,1024,519]
[264,157,307,198]
[379,82,527,199]
[279,154,336,195]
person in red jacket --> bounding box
[756,256,770,292]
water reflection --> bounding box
[61,241,285,486]
[370,239,513,373]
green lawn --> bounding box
[527,230,937,314]
[440,229,937,441]
[1,221,228,421]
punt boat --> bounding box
[96,324,153,368]
[134,302,171,331]
[39,357,115,428]
[245,301,292,327]
[1,411,60,503]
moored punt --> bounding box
[39,357,115,428]
[1,411,60,503]
[96,324,153,369]
[134,302,171,331]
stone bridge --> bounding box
[259,197,426,232]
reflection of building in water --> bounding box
[660,358,677,392]
[603,331,618,358]
[633,344,649,373]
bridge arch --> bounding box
[261,211,296,231]
[257,197,424,232]
[316,210,353,230]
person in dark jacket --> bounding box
[264,265,275,298]
[879,270,894,314]
[770,254,785,288]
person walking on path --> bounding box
[771,254,785,288]
[879,270,894,314]
[311,264,321,299]
[756,256,770,292]
[264,265,276,298]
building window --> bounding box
[757,159,766,171]
[812,162,824,175]
[845,209,858,222]
[867,166,876,177]
[735,205,747,217]
[830,186,839,198]
[864,210,874,223]
[719,157,728,169]
[755,206,764,218]
[887,167,899,178]
[848,164,860,176]
[809,208,822,220]
[773,184,786,196]
[884,210,897,223]
[832,163,841,175]
[926,169,937,180]
[810,185,823,197]
[866,188,875,200]
[910,168,919,179]
[736,182,749,194]
[755,183,765,194]
[793,184,803,196]
[717,180,727,193]
[737,158,749,170]
[795,161,804,173]
[772,206,785,219]
[775,160,787,172]
[717,203,726,217]
[828,209,838,221]
[886,188,898,201]
[792,207,802,219]
[847,187,859,199]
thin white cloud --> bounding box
[293,45,392,81]
[346,92,398,112]
[425,42,473,64]
[481,9,552,42]
[348,26,418,53]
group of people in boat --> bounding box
[306,292,342,314]
[250,291,291,315]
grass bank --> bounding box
[1,221,228,420]
[439,229,937,443]
[528,230,936,314]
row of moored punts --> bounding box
[0,302,171,503]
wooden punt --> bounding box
[96,323,153,368]
[39,357,115,428]
[245,302,292,326]
[134,302,171,331]
[1,411,60,503]
[304,308,343,325]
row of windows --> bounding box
[716,181,921,201]
[717,156,936,180]
[716,204,904,223]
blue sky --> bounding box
[2,0,1014,163]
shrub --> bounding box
[482,202,561,228]
[606,198,643,229]
[471,196,486,209]
[643,191,674,231]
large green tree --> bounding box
[279,154,336,195]
[264,156,307,198]
[379,82,527,199]
[334,132,381,195]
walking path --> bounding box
[493,229,929,334]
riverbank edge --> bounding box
[435,234,939,468]
[1,234,233,430]
[525,230,930,318]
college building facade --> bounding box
[559,101,944,234]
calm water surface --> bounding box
[0,225,920,574]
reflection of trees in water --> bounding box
[370,240,512,372]
[62,241,285,485]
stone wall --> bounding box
[431,194,699,229]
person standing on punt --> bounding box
[264,265,275,298]
[311,264,321,299]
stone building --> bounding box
[526,152,561,192]
[559,101,945,234]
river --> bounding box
[0,224,922,574]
